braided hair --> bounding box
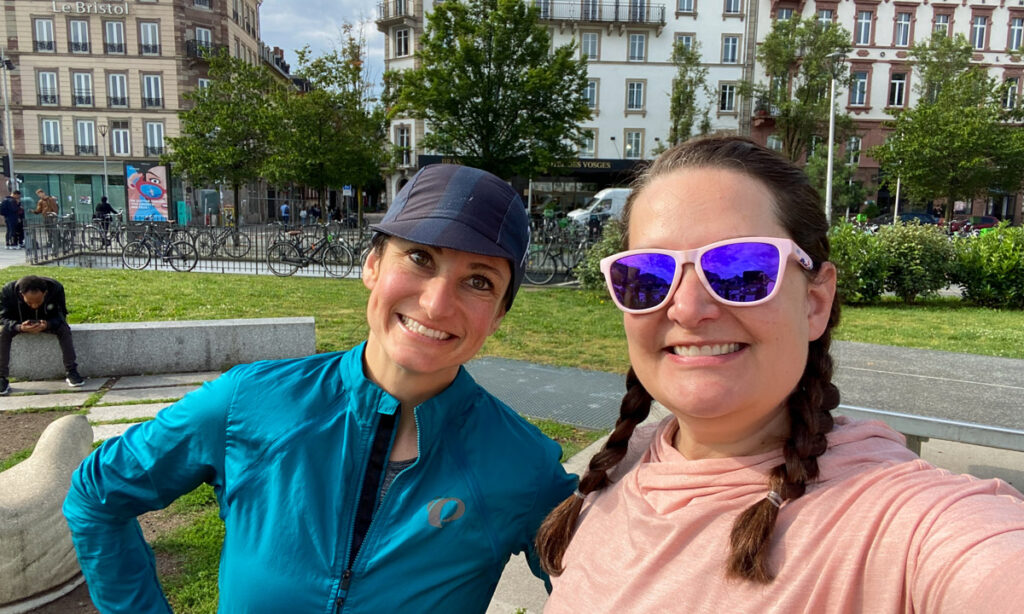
[536,136,841,581]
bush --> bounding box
[951,223,1024,309]
[876,222,955,302]
[828,222,890,304]
[576,220,624,291]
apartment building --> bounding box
[378,0,1022,222]
[0,0,278,222]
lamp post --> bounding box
[0,50,16,192]
[824,51,847,226]
[610,135,621,159]
[97,123,109,198]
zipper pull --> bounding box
[341,569,352,591]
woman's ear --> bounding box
[807,262,837,342]
[362,248,381,291]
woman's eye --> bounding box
[407,250,431,267]
[468,276,494,291]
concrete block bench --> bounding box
[8,317,316,380]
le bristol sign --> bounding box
[51,1,130,15]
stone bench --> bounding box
[8,317,316,380]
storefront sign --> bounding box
[51,1,129,15]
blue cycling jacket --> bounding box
[64,343,576,613]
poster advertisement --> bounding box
[125,161,170,221]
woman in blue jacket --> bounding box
[64,164,577,613]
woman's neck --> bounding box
[671,407,791,460]
[361,337,456,410]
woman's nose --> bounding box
[420,275,457,319]
[665,265,721,325]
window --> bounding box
[584,80,598,109]
[70,20,90,53]
[1004,78,1019,109]
[38,72,58,105]
[629,0,648,21]
[108,73,128,107]
[934,15,950,36]
[197,78,211,90]
[850,71,868,106]
[766,135,783,152]
[581,32,598,60]
[719,83,736,112]
[724,0,741,15]
[855,11,872,45]
[846,136,862,165]
[111,120,131,156]
[105,21,125,53]
[628,33,646,61]
[395,124,411,166]
[76,120,96,155]
[145,122,165,156]
[194,0,212,8]
[73,73,93,106]
[624,131,642,159]
[34,19,55,52]
[677,0,694,12]
[395,28,409,57]
[579,131,596,158]
[776,8,793,20]
[817,9,833,25]
[233,0,240,22]
[196,27,212,50]
[41,119,62,154]
[627,81,645,111]
[888,72,907,107]
[582,0,599,20]
[971,16,987,50]
[894,13,911,47]
[140,22,160,55]
[722,36,739,63]
[676,34,694,51]
[1010,18,1024,51]
[143,75,163,108]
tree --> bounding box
[268,25,386,209]
[870,68,1024,221]
[668,39,711,146]
[388,0,591,178]
[909,32,973,104]
[745,17,854,163]
[805,148,870,221]
[164,50,283,214]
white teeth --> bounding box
[672,343,741,357]
[400,315,452,340]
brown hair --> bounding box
[536,135,841,582]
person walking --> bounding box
[279,201,290,225]
[0,275,85,394]
[0,191,20,249]
[64,164,576,613]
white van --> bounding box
[566,188,632,226]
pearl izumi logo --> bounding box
[52,1,130,15]
[426,497,465,528]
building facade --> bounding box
[377,0,1022,223]
[0,0,278,223]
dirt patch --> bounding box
[2,411,191,613]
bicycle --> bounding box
[265,227,355,277]
[524,224,593,285]
[81,213,124,251]
[194,225,251,259]
[121,222,199,272]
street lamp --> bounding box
[97,122,109,198]
[610,135,621,159]
[824,51,847,226]
[0,50,16,192]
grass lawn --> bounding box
[4,265,1023,611]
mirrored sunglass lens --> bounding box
[700,242,781,303]
[609,253,676,310]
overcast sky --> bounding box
[259,0,387,87]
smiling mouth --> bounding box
[671,343,742,357]
[400,315,453,341]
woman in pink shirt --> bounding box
[538,136,1024,613]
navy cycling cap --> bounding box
[371,164,530,309]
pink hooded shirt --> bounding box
[546,417,1024,613]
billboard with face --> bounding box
[125,162,170,221]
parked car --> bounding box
[949,215,1000,232]
[566,188,632,226]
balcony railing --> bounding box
[41,143,63,154]
[70,41,90,53]
[377,0,418,23]
[75,145,97,155]
[108,96,128,107]
[142,97,163,108]
[186,40,226,59]
[140,43,161,55]
[38,93,58,105]
[530,1,666,25]
[34,40,55,52]
[106,42,125,54]
[144,146,165,156]
[73,94,94,106]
